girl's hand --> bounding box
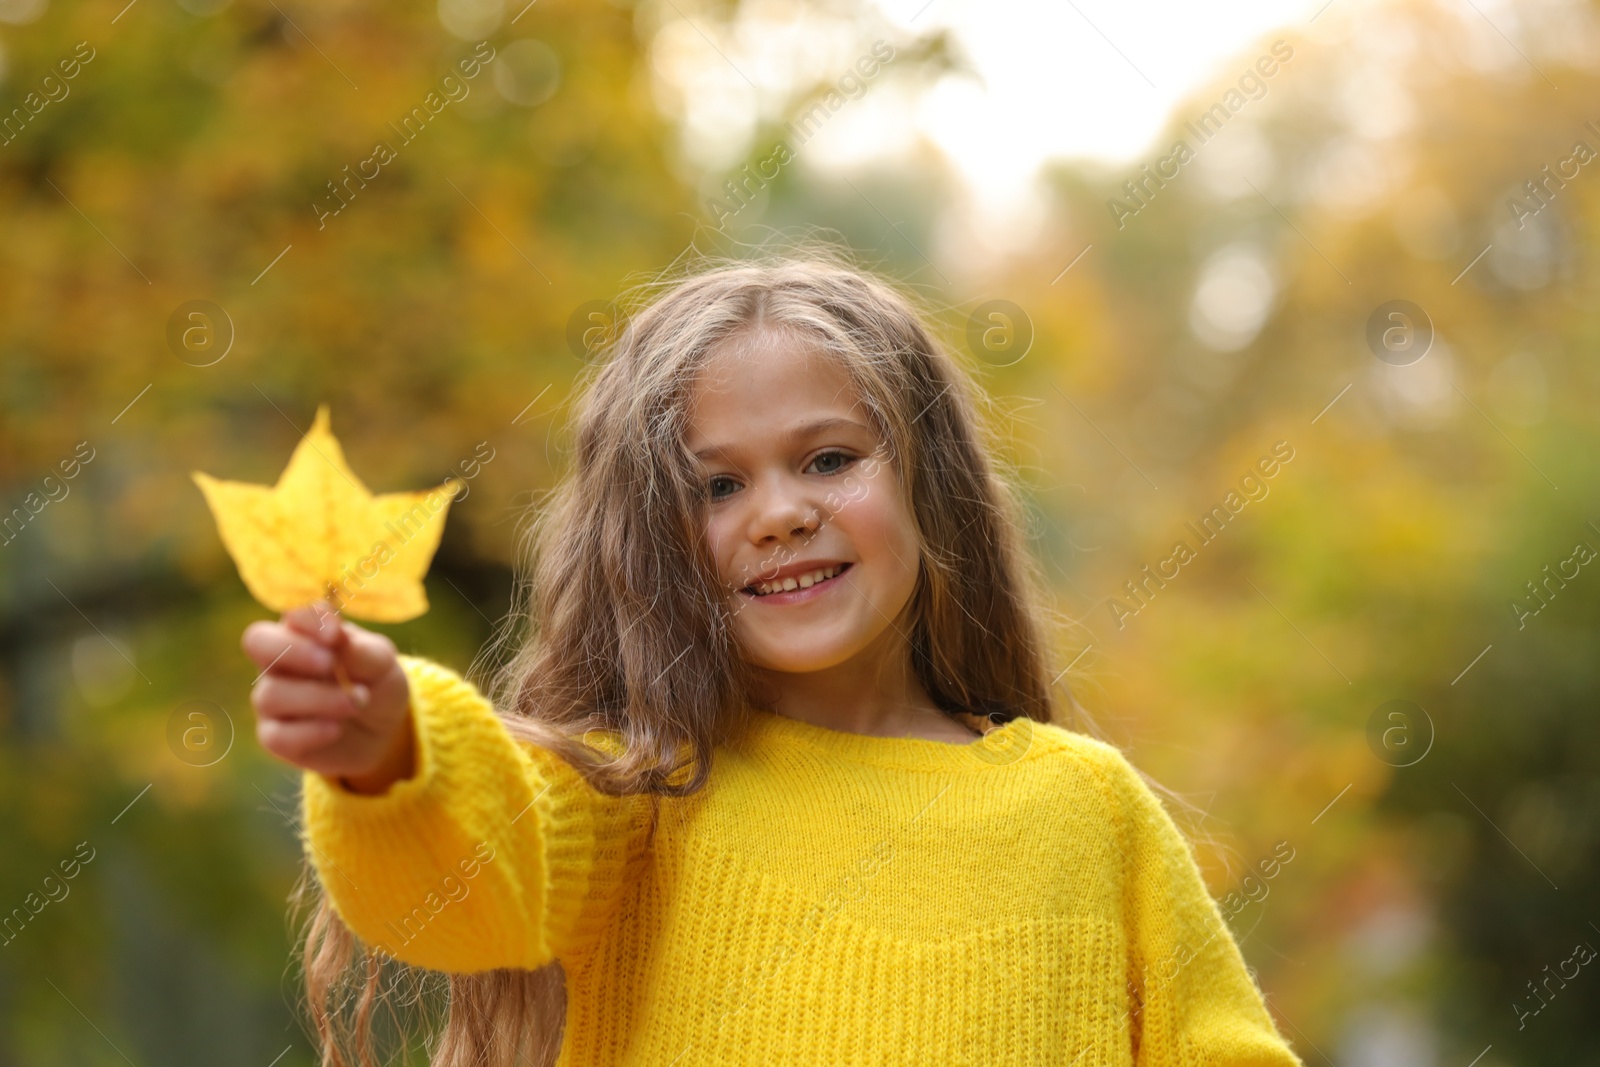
[241,598,415,795]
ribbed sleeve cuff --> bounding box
[299,654,469,838]
[297,654,607,973]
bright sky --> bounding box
[651,0,1338,262]
[868,0,1328,199]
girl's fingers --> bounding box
[254,672,363,719]
[257,716,342,763]
[241,621,336,678]
[283,599,346,648]
[339,626,400,684]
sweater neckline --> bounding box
[736,706,1039,770]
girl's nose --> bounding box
[749,480,821,543]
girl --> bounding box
[242,251,1304,1066]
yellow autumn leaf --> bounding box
[192,404,462,622]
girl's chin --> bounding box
[745,642,865,675]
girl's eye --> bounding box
[807,450,854,475]
[706,451,854,502]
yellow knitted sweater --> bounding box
[300,655,1305,1066]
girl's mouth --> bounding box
[739,562,853,604]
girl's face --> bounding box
[686,332,921,675]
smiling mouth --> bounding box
[741,562,853,598]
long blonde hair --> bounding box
[288,241,1161,1066]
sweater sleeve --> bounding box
[297,654,655,974]
[1103,746,1304,1067]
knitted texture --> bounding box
[300,655,1306,1066]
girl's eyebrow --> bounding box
[690,416,873,461]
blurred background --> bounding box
[1,0,1597,1062]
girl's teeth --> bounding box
[753,564,843,595]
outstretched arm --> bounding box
[243,601,653,973]
[298,655,656,973]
